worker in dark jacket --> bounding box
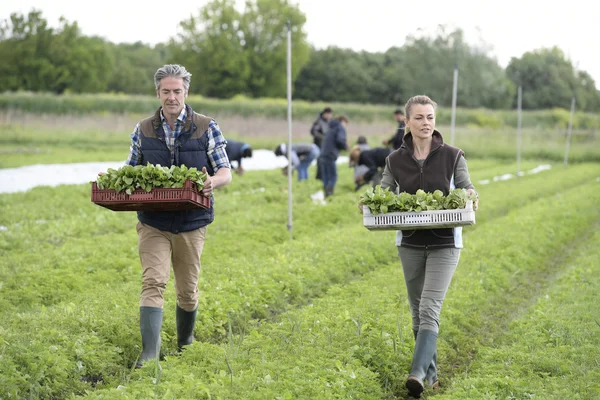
[350,146,391,191]
[274,143,320,181]
[310,107,333,181]
[383,108,406,150]
[310,107,333,148]
[225,140,252,175]
[320,116,349,197]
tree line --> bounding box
[1,0,598,112]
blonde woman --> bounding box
[380,95,478,397]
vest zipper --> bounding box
[410,143,443,251]
[412,145,442,190]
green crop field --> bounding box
[1,95,600,399]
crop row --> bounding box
[77,179,600,399]
[0,164,598,398]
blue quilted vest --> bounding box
[137,105,215,233]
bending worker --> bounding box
[274,143,320,181]
[350,146,391,191]
[225,139,253,175]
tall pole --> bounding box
[450,63,459,146]
[564,96,576,167]
[516,84,523,176]
[286,21,293,240]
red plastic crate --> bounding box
[91,179,210,212]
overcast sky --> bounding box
[2,0,599,87]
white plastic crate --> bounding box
[363,200,476,231]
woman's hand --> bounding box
[467,188,479,211]
[357,198,364,213]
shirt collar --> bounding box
[160,106,187,123]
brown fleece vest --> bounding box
[386,130,464,249]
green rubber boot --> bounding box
[176,305,197,351]
[413,329,438,389]
[406,329,438,398]
[136,306,163,368]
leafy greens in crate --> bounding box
[359,185,477,215]
[96,164,207,195]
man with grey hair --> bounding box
[125,64,232,368]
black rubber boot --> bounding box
[406,329,438,398]
[413,329,438,388]
[316,158,322,181]
[136,306,163,368]
[176,304,197,351]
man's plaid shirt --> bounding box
[125,106,230,171]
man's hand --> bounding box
[382,140,389,145]
[201,167,213,197]
[467,188,479,211]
